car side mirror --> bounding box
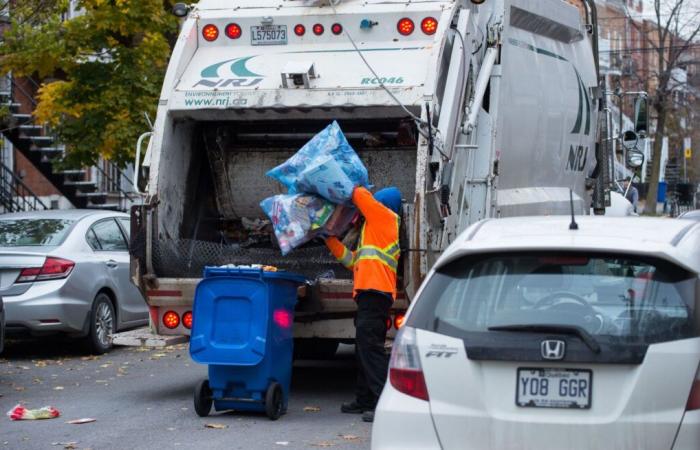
[634,96,649,136]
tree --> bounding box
[0,0,178,167]
[629,0,700,213]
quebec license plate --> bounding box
[250,25,287,46]
[516,368,592,409]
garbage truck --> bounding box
[119,0,628,353]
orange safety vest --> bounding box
[325,187,400,300]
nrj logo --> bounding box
[193,56,264,88]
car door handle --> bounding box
[106,260,118,269]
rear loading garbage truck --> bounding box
[122,0,613,353]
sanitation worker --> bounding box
[325,186,402,423]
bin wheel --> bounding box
[265,382,284,421]
[194,379,213,417]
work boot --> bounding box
[362,410,375,423]
[340,401,369,414]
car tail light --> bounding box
[421,17,438,35]
[394,313,406,329]
[686,368,700,411]
[202,24,219,41]
[389,326,429,401]
[385,318,392,330]
[225,23,242,39]
[331,23,343,35]
[17,257,75,283]
[163,311,180,329]
[182,311,193,329]
[312,23,324,35]
[397,18,415,36]
[294,24,306,36]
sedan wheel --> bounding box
[87,293,115,354]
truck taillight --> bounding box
[331,23,343,35]
[312,24,324,35]
[163,311,180,329]
[294,24,306,36]
[17,257,75,283]
[389,327,429,401]
[421,17,438,35]
[394,313,406,329]
[202,24,219,41]
[687,368,700,411]
[397,18,415,36]
[225,23,242,39]
[182,311,193,329]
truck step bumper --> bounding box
[112,327,189,347]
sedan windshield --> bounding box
[410,253,697,345]
[0,219,76,247]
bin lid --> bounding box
[189,268,306,366]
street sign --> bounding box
[685,148,692,159]
[684,137,692,159]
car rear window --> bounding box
[409,253,697,347]
[0,219,76,247]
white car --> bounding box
[373,216,700,450]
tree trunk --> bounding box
[646,109,666,214]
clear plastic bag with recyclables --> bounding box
[260,194,335,255]
[266,121,369,204]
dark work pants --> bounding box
[354,290,392,409]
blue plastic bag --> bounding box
[260,194,335,255]
[266,121,369,203]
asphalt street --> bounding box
[0,340,371,450]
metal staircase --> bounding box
[0,161,48,213]
[0,74,139,211]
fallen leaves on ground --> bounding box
[66,418,96,425]
[34,361,48,368]
[204,423,228,429]
[303,406,321,412]
[53,386,64,391]
[52,442,78,449]
[311,441,335,447]
[80,356,100,361]
[13,386,25,392]
[99,363,112,369]
[340,435,360,441]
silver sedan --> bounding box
[0,210,148,353]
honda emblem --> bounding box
[541,340,566,360]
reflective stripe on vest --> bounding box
[338,247,354,269]
[355,246,399,272]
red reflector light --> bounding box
[421,17,438,35]
[17,257,75,283]
[273,309,293,329]
[202,24,219,41]
[225,23,242,39]
[163,311,180,329]
[331,23,343,35]
[386,318,392,330]
[312,23,324,35]
[182,311,193,329]
[688,379,700,411]
[390,368,429,401]
[294,24,306,36]
[394,314,406,329]
[397,18,415,36]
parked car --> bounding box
[0,210,148,353]
[679,209,700,221]
[0,296,4,354]
[373,216,700,450]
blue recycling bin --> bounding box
[189,267,307,420]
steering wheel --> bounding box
[533,292,604,333]
[534,292,590,310]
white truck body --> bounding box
[127,0,603,342]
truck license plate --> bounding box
[251,25,287,46]
[516,368,592,409]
